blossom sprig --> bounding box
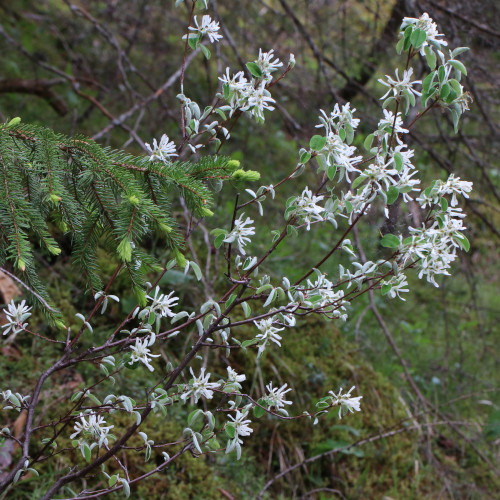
[145,134,178,162]
[378,68,421,113]
[223,213,255,255]
[399,12,448,57]
[129,335,160,372]
[254,316,285,357]
[225,409,253,460]
[70,411,115,448]
[1,390,30,411]
[328,386,363,419]
[1,299,32,338]
[180,367,221,403]
[264,382,292,410]
[189,15,223,44]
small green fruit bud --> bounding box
[133,286,147,307]
[17,258,26,272]
[7,117,21,128]
[199,207,214,217]
[227,160,240,170]
[117,237,132,262]
[232,169,260,181]
[48,245,61,256]
[173,248,187,268]
[128,195,140,205]
[50,194,62,204]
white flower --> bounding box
[223,213,255,255]
[256,49,283,80]
[316,103,360,134]
[438,174,473,207]
[130,336,160,372]
[378,68,421,100]
[226,410,253,459]
[400,13,448,56]
[320,133,362,181]
[227,366,246,386]
[254,316,285,357]
[70,412,114,447]
[1,299,31,337]
[181,367,220,403]
[381,274,410,301]
[293,186,325,230]
[147,287,179,318]
[241,81,276,120]
[145,134,178,162]
[265,382,292,409]
[189,15,223,44]
[376,110,409,145]
[329,386,362,419]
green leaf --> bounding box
[242,338,259,348]
[225,424,235,439]
[410,28,427,49]
[396,37,405,54]
[246,62,263,78]
[404,25,413,41]
[438,65,446,84]
[363,133,374,151]
[422,71,435,93]
[309,135,327,151]
[300,151,311,164]
[440,198,448,211]
[454,233,470,252]
[351,175,367,190]
[214,233,225,248]
[225,293,237,308]
[393,152,404,172]
[109,475,118,487]
[81,443,91,462]
[200,44,211,60]
[338,128,346,142]
[448,59,467,76]
[188,35,200,51]
[241,302,251,318]
[440,83,450,100]
[190,261,202,281]
[380,234,400,248]
[345,123,354,144]
[424,46,437,70]
[381,284,392,295]
[253,399,267,418]
[387,186,399,205]
[327,165,336,181]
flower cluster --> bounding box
[145,134,178,162]
[130,336,160,372]
[254,316,285,357]
[223,213,255,254]
[219,57,279,120]
[264,382,292,410]
[226,409,253,460]
[147,287,179,318]
[181,368,220,403]
[400,12,448,56]
[189,15,223,44]
[290,187,325,230]
[1,299,32,339]
[70,412,114,447]
[328,386,363,419]
[378,68,421,102]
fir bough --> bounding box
[0,120,240,322]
